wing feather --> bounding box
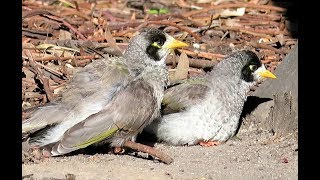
[51,80,159,155]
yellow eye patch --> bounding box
[152,42,162,48]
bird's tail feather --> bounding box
[22,103,69,134]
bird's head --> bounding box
[238,50,276,83]
[124,28,188,65]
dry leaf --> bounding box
[171,52,189,82]
[275,34,285,46]
[224,18,241,27]
[22,42,35,49]
[220,8,246,17]
[22,67,35,79]
[59,30,72,40]
[104,28,123,55]
[55,0,76,8]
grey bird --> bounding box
[22,28,188,156]
[145,50,276,146]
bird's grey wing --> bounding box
[51,80,158,155]
[22,57,132,134]
[22,103,68,134]
[162,77,210,114]
[60,57,131,105]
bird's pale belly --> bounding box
[189,102,241,143]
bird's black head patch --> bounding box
[240,50,262,82]
[145,29,167,61]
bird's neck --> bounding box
[209,69,254,100]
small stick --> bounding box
[26,51,55,102]
[22,9,87,40]
[22,9,53,19]
[250,42,290,54]
[123,141,173,164]
[178,49,225,60]
[44,14,87,40]
[147,21,201,41]
[183,3,286,17]
[215,26,289,36]
[22,54,97,62]
[239,29,275,40]
[166,58,218,69]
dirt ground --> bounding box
[22,122,298,180]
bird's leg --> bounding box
[199,141,220,147]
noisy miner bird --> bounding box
[22,28,188,156]
[145,50,276,146]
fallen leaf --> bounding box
[220,8,246,17]
[104,28,123,55]
[52,0,76,8]
[275,34,285,46]
[171,52,189,82]
[59,30,72,40]
[224,18,241,27]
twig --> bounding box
[108,21,145,31]
[22,31,50,40]
[237,13,282,21]
[147,21,201,41]
[250,42,290,54]
[23,55,97,62]
[22,9,87,40]
[26,51,55,102]
[43,14,87,40]
[239,29,275,40]
[112,22,149,37]
[215,26,289,36]
[22,28,53,36]
[166,58,218,69]
[183,3,286,17]
[123,141,173,164]
[22,9,53,19]
[178,49,225,60]
[151,14,206,27]
[60,9,91,21]
[35,63,65,77]
[261,59,276,64]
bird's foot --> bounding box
[199,141,220,147]
[31,146,51,158]
[113,147,125,154]
[23,146,51,163]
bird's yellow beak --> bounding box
[258,70,277,79]
[164,39,188,49]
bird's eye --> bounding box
[151,39,164,48]
[249,65,257,71]
[156,39,164,46]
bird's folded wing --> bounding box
[61,57,131,104]
[51,80,158,155]
[162,77,210,114]
[22,103,68,134]
[22,58,132,134]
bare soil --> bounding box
[22,123,297,180]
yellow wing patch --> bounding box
[74,127,118,148]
